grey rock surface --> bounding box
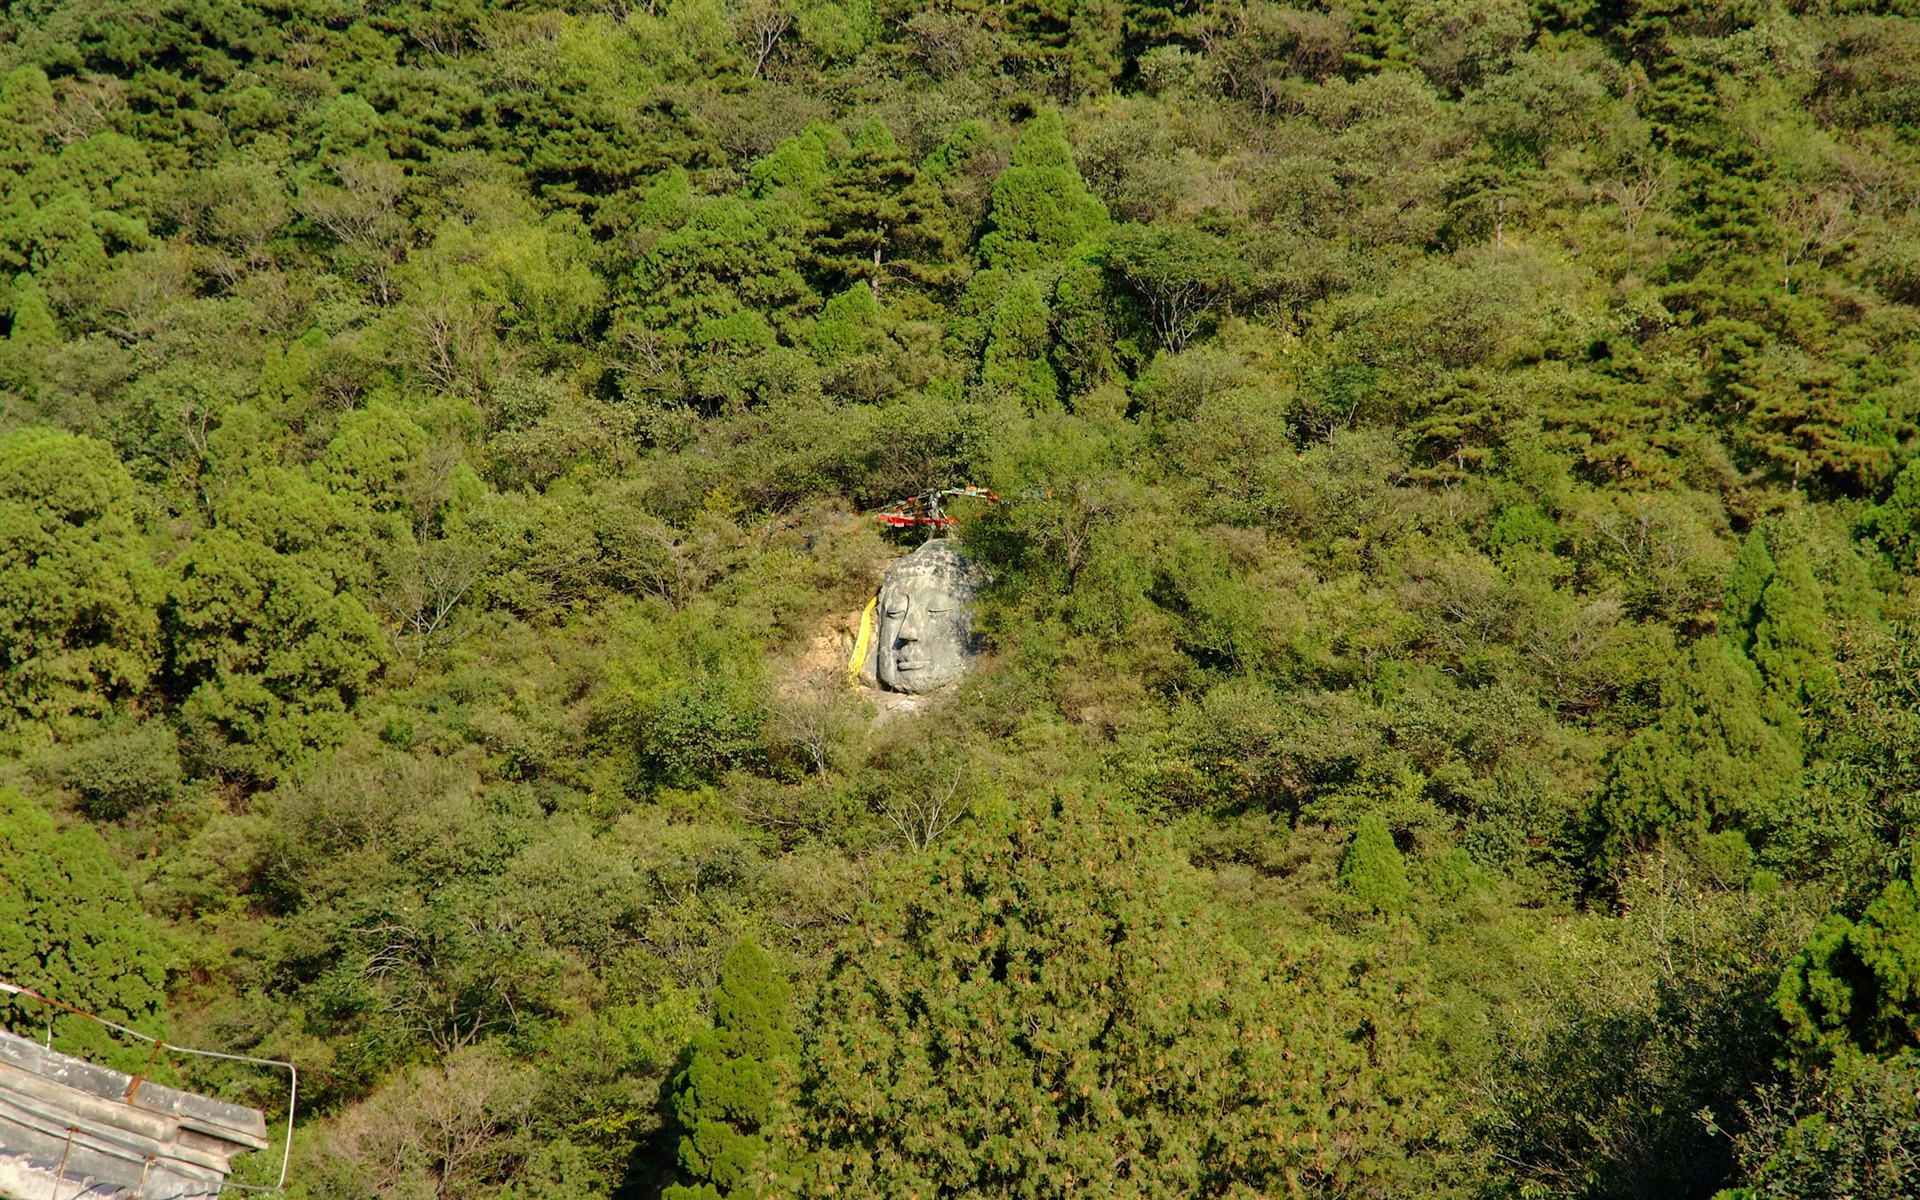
[872,539,981,694]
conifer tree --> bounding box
[1776,878,1920,1066]
[980,275,1060,410]
[809,118,960,299]
[0,428,160,736]
[1340,814,1411,916]
[1721,528,1776,655]
[666,938,796,1200]
[0,787,168,1069]
[976,113,1108,273]
[748,122,849,211]
[1595,639,1802,872]
[1752,549,1834,707]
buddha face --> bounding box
[874,540,977,693]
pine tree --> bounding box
[0,787,169,1070]
[976,113,1109,273]
[1721,528,1776,655]
[1595,639,1803,873]
[980,275,1060,410]
[808,118,960,299]
[1752,549,1835,707]
[1340,814,1411,916]
[666,938,796,1200]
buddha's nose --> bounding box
[896,604,923,642]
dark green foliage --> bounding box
[1863,456,1920,570]
[0,786,168,1067]
[0,0,1915,1195]
[980,274,1060,409]
[1776,879,1920,1066]
[665,939,795,1200]
[1752,550,1835,707]
[1726,1052,1920,1200]
[43,715,180,820]
[976,114,1109,273]
[162,530,386,785]
[1595,640,1802,873]
[1104,223,1251,352]
[808,119,962,301]
[0,429,159,737]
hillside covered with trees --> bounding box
[3,0,1920,1194]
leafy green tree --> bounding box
[643,679,768,790]
[1403,0,1529,94]
[1104,223,1250,353]
[626,198,818,345]
[748,122,849,210]
[666,939,796,1200]
[0,786,168,1068]
[976,113,1108,273]
[1864,456,1920,572]
[162,531,385,785]
[44,716,180,821]
[1751,549,1834,707]
[1721,529,1776,655]
[0,428,160,737]
[1341,814,1411,916]
[809,282,886,365]
[1725,1052,1920,1200]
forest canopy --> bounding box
[2,0,1920,1195]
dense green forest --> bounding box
[2,0,1920,1193]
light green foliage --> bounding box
[976,113,1109,273]
[749,123,849,209]
[0,787,167,1067]
[666,939,795,1199]
[785,793,1449,1197]
[0,429,159,736]
[1341,814,1412,915]
[809,283,885,365]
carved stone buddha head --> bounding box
[872,539,980,693]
